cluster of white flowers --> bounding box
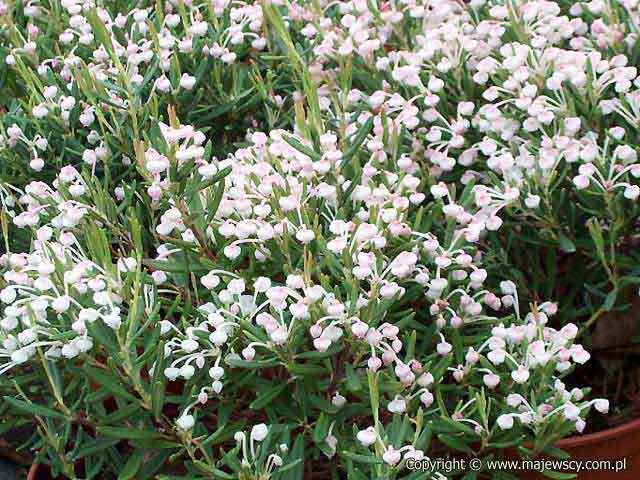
[355,299,610,466]
[232,424,288,476]
[0,237,137,372]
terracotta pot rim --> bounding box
[27,463,39,480]
[557,416,640,448]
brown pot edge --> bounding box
[557,416,640,449]
[27,463,39,480]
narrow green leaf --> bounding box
[249,383,288,410]
[83,367,138,402]
[72,438,121,460]
[558,233,576,253]
[97,426,164,440]
[3,397,66,420]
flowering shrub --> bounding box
[1,0,637,478]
